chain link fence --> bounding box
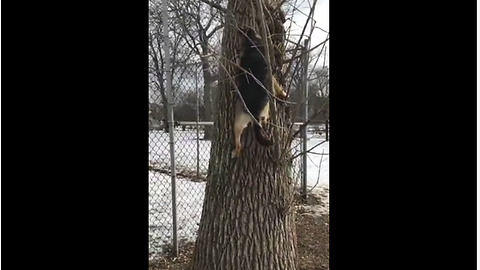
[147,59,307,260]
[148,62,329,265]
[149,62,211,261]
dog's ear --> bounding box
[240,27,263,48]
[246,27,261,40]
[245,27,255,37]
[238,27,260,39]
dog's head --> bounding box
[239,27,263,48]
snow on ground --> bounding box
[291,132,329,188]
[306,134,329,188]
[149,170,206,256]
[149,128,329,255]
[149,129,211,178]
[297,185,329,218]
[292,133,330,218]
[305,133,329,217]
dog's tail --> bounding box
[253,123,273,146]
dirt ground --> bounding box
[150,187,329,270]
[295,190,329,270]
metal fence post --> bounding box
[302,38,310,201]
[161,0,178,257]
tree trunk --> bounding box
[324,110,329,141]
[148,38,170,133]
[190,0,297,269]
[190,146,297,269]
[163,105,169,132]
[203,86,214,139]
[201,53,215,140]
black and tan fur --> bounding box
[232,27,287,157]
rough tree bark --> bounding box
[189,0,297,269]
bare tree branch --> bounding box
[204,4,216,31]
[283,36,329,64]
[290,97,329,140]
[207,23,224,39]
[291,140,327,160]
[284,0,318,78]
[199,0,227,14]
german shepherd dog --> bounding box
[232,27,287,157]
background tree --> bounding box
[306,66,329,123]
[170,0,225,139]
[149,0,197,131]
[173,90,206,122]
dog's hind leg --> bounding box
[252,102,273,146]
[232,100,251,158]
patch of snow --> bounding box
[305,138,329,188]
[298,185,330,217]
[149,171,206,255]
[149,130,211,176]
[290,134,329,188]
